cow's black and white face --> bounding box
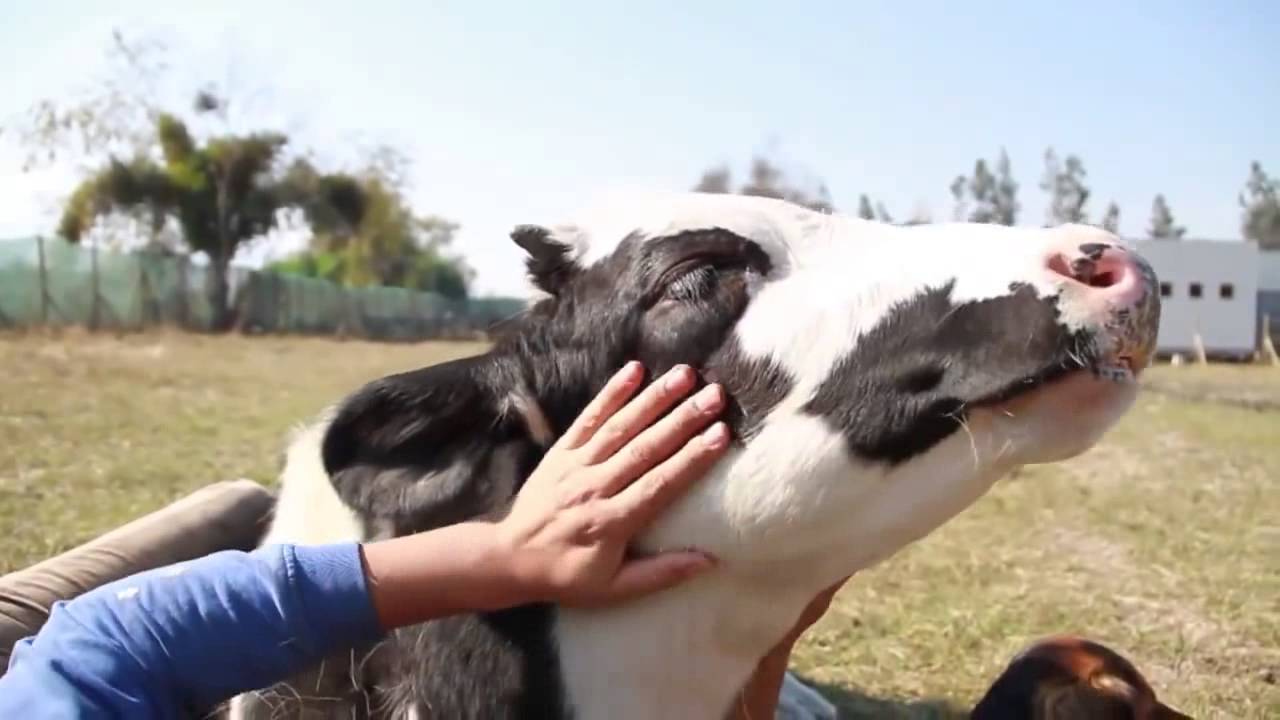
[268,190,1160,720]
[470,190,1159,576]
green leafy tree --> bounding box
[1039,147,1090,225]
[1148,194,1186,239]
[58,107,365,329]
[1100,202,1121,234]
[268,251,346,283]
[1240,161,1280,250]
[274,152,473,300]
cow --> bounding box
[227,189,1161,720]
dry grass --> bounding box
[1,333,1276,717]
[0,330,487,573]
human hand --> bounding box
[496,360,729,607]
[359,361,728,629]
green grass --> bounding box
[1,333,1276,718]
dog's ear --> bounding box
[511,224,580,296]
[969,654,1049,719]
[321,354,554,537]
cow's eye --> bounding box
[664,265,716,301]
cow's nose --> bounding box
[1045,240,1150,308]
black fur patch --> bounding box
[321,356,535,536]
[804,282,1093,463]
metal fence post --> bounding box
[36,236,49,325]
[89,242,100,331]
[177,256,190,330]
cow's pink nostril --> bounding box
[1046,253,1075,281]
[1046,247,1141,302]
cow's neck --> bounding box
[553,572,815,720]
[543,409,1020,719]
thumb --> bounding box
[597,551,717,604]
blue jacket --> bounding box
[0,542,383,719]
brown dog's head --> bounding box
[971,635,1192,720]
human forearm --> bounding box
[360,520,525,629]
[0,542,381,717]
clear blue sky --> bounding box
[2,1,1276,296]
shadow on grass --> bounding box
[793,673,971,720]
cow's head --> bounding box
[321,191,1159,588]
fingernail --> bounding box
[618,361,643,382]
[679,551,718,576]
[664,364,692,391]
[701,421,729,448]
[691,383,723,412]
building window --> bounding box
[1220,283,1234,300]
[1189,282,1203,299]
[1160,282,1173,298]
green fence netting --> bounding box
[0,236,526,340]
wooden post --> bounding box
[1191,314,1208,366]
[1262,313,1279,366]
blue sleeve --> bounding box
[0,542,384,719]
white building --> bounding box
[1132,239,1260,359]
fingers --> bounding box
[557,361,644,450]
[589,550,716,605]
[576,364,699,464]
[590,382,725,497]
[608,421,730,536]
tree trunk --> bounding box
[208,256,232,332]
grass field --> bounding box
[1,332,1276,718]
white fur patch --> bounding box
[260,410,363,547]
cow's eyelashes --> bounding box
[665,265,716,301]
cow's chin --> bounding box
[977,367,1140,468]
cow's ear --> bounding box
[321,354,553,536]
[511,224,580,296]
